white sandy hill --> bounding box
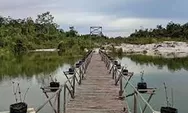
[115,41,188,58]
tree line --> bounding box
[0,12,107,57]
[1,11,188,57]
[129,21,188,39]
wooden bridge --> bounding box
[3,49,159,113]
[66,53,127,113]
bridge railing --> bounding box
[99,49,160,113]
[35,50,94,113]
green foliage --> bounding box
[4,11,188,56]
[0,12,106,56]
[0,12,63,53]
[36,12,52,24]
[66,27,78,37]
[58,41,65,52]
[129,21,188,41]
[107,45,123,57]
[117,48,123,56]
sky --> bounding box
[0,0,188,37]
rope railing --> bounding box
[99,49,160,113]
[36,50,94,113]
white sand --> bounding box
[114,41,188,58]
[34,49,59,52]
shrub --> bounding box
[117,48,123,56]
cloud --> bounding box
[0,0,188,37]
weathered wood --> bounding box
[133,92,137,113]
[42,90,57,113]
[66,54,127,113]
[63,85,67,113]
[57,91,60,113]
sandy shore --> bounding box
[31,49,59,52]
[114,41,188,58]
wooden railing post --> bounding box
[112,67,116,79]
[82,64,85,79]
[41,88,57,113]
[119,74,124,99]
[107,60,110,70]
[114,70,117,82]
[79,67,82,85]
[133,91,137,113]
[57,90,61,113]
[73,73,76,97]
[63,85,67,113]
[36,52,95,113]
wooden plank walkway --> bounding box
[67,53,127,113]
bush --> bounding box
[57,41,65,52]
[143,50,147,54]
[117,48,123,56]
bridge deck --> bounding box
[66,53,126,113]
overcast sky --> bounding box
[1,0,188,37]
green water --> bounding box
[117,55,188,113]
[0,52,81,112]
[0,53,187,113]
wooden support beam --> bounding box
[133,92,138,113]
[41,88,57,113]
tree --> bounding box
[182,23,188,39]
[0,16,5,27]
[66,26,78,37]
[129,21,188,39]
[35,11,54,24]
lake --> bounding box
[117,54,188,113]
[0,52,81,112]
[0,52,187,113]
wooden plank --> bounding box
[66,54,127,113]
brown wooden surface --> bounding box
[66,53,127,113]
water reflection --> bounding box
[115,54,188,113]
[0,52,81,82]
[119,54,188,72]
[0,52,81,112]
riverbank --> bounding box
[30,48,59,52]
[113,41,188,58]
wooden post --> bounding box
[63,85,67,113]
[114,71,117,82]
[73,73,76,97]
[107,60,110,70]
[109,65,114,74]
[107,60,109,69]
[119,74,124,99]
[57,91,61,113]
[105,57,108,67]
[79,67,82,85]
[133,92,137,113]
[82,64,85,79]
[85,59,88,70]
[112,67,115,79]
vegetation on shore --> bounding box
[1,11,188,78]
[125,22,188,44]
[1,11,188,58]
[0,12,107,57]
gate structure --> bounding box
[90,26,103,36]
